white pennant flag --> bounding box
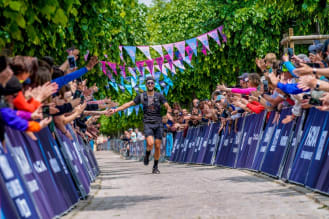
[151,45,164,57]
[137,46,152,60]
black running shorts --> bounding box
[144,122,163,140]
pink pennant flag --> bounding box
[173,60,185,70]
[201,44,207,56]
[100,61,107,74]
[185,46,194,61]
[197,33,210,51]
[145,59,154,76]
[119,46,125,62]
[175,41,186,58]
[137,46,152,60]
[164,54,173,70]
[107,62,117,76]
[136,61,145,76]
[119,64,126,78]
[218,25,227,43]
[163,43,174,61]
[155,57,164,73]
[84,50,89,61]
[151,45,163,57]
[104,54,108,58]
[208,29,221,46]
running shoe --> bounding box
[152,167,160,174]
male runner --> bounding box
[109,76,172,174]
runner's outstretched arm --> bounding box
[109,101,135,115]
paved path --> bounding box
[64,151,329,219]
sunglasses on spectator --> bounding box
[147,81,154,85]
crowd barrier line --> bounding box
[0,124,100,219]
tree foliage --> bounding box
[1,0,329,136]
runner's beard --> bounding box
[147,87,154,92]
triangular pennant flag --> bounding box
[185,46,194,61]
[139,84,146,91]
[164,85,170,95]
[163,75,173,87]
[164,54,173,70]
[136,61,145,76]
[175,51,184,61]
[107,62,117,76]
[124,84,133,95]
[197,34,210,51]
[162,67,168,76]
[84,50,89,61]
[139,75,145,85]
[120,76,125,86]
[208,29,221,46]
[134,85,139,94]
[218,25,227,43]
[137,46,152,60]
[119,46,125,62]
[128,67,137,79]
[124,109,127,116]
[145,59,154,76]
[164,63,176,74]
[163,43,174,61]
[119,64,126,78]
[109,81,119,92]
[151,45,163,57]
[154,65,160,72]
[118,110,122,117]
[100,61,107,74]
[135,105,139,116]
[186,38,198,56]
[106,69,113,80]
[175,41,185,58]
[140,104,143,111]
[131,76,137,88]
[118,84,125,93]
[202,44,207,56]
[155,82,162,92]
[155,57,164,73]
[123,46,136,63]
[154,71,161,81]
[159,80,166,87]
[183,56,194,68]
[173,60,185,70]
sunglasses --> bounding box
[147,82,154,85]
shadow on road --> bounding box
[82,195,168,211]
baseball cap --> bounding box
[0,76,22,95]
[146,76,155,82]
[238,73,249,80]
[308,45,317,54]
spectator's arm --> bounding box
[277,82,308,94]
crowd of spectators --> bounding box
[0,49,118,152]
[120,128,145,157]
[162,39,329,138]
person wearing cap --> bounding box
[109,76,172,174]
[238,73,249,88]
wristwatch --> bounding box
[313,68,317,75]
[315,80,320,91]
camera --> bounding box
[42,106,50,118]
[262,80,269,92]
[73,90,82,99]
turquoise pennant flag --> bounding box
[124,84,133,95]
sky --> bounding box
[139,0,153,7]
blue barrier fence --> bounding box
[0,124,99,219]
[168,107,329,195]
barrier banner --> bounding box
[251,111,276,170]
[305,113,329,189]
[77,135,100,176]
[170,131,183,161]
[179,127,193,163]
[173,132,185,162]
[36,129,79,207]
[0,144,39,219]
[5,127,56,219]
[226,118,245,168]
[0,173,21,219]
[165,133,173,157]
[215,122,235,166]
[244,112,266,169]
[236,112,265,169]
[203,123,220,165]
[279,111,305,179]
[196,124,214,164]
[260,108,294,177]
[289,109,329,185]
[56,129,90,197]
[185,127,199,163]
[315,131,329,193]
[191,125,207,163]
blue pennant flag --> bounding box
[164,85,170,95]
[124,109,128,116]
[139,75,145,85]
[118,84,125,93]
[123,46,136,63]
[159,80,166,87]
[139,84,146,91]
[140,104,143,111]
[163,75,173,88]
[134,85,139,94]
[124,84,133,95]
[127,107,133,116]
[154,71,161,82]
[155,82,162,92]
[135,105,140,116]
[131,77,137,88]
[118,111,122,117]
[184,56,194,68]
[109,81,119,92]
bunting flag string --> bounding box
[208,29,221,46]
[186,38,198,56]
[123,46,136,63]
[151,45,164,57]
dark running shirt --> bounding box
[133,92,167,123]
